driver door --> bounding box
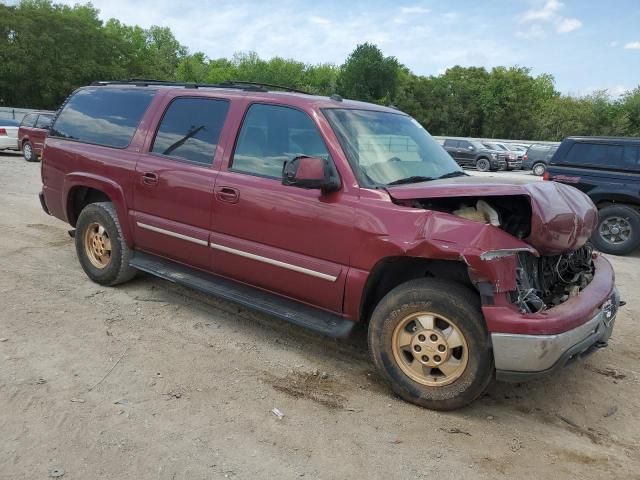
[210,102,355,313]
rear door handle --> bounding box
[215,186,240,204]
[142,172,158,186]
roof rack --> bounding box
[91,79,310,95]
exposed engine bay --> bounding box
[513,244,594,313]
[410,195,595,312]
[416,195,533,240]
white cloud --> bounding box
[309,15,331,25]
[521,0,562,22]
[400,6,430,14]
[518,0,581,37]
[624,41,640,49]
[556,17,581,33]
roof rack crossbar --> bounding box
[90,79,310,94]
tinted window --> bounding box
[564,143,623,167]
[443,139,457,148]
[51,88,155,148]
[622,145,640,168]
[20,113,37,127]
[35,114,53,129]
[1,118,20,126]
[232,104,329,179]
[151,98,229,165]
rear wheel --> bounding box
[368,278,493,410]
[476,158,490,172]
[532,162,546,176]
[75,202,136,285]
[23,141,36,162]
[591,205,640,255]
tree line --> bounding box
[2,0,639,141]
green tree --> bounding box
[337,43,401,103]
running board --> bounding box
[129,252,354,338]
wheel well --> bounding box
[359,257,474,323]
[67,187,111,226]
[596,200,640,213]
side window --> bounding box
[564,143,623,167]
[622,145,640,168]
[21,113,37,127]
[50,87,155,148]
[443,139,456,148]
[151,98,229,165]
[232,104,329,179]
[35,114,53,129]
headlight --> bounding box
[491,153,497,159]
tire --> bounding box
[532,162,546,176]
[75,202,137,286]
[476,157,490,172]
[368,278,493,411]
[23,141,36,162]
[591,205,640,256]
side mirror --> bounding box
[282,156,340,193]
[468,145,474,151]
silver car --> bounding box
[0,118,20,151]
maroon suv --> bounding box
[18,110,55,162]
[39,81,620,410]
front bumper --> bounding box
[493,288,620,381]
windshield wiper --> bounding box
[435,171,468,180]
[386,175,434,186]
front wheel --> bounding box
[591,205,640,255]
[368,278,493,410]
[476,158,490,172]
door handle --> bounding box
[142,172,158,186]
[216,186,240,204]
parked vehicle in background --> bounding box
[39,81,619,410]
[0,118,20,152]
[523,144,559,176]
[443,138,506,171]
[546,136,640,255]
[482,142,522,170]
[18,111,55,162]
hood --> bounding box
[387,176,598,255]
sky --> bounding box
[35,0,640,96]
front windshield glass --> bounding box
[323,108,464,186]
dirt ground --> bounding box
[1,152,639,479]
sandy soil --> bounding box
[1,152,639,479]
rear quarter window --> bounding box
[563,142,624,168]
[20,113,38,128]
[50,88,156,148]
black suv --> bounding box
[546,136,640,255]
[443,139,506,172]
[523,144,559,176]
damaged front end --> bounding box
[387,177,600,314]
[513,244,594,313]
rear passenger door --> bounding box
[133,96,230,270]
[210,102,354,313]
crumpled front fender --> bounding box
[406,211,537,292]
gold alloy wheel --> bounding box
[391,312,469,387]
[83,222,112,269]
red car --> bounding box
[18,110,55,162]
[39,81,620,410]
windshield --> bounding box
[323,108,464,186]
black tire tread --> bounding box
[368,278,493,411]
